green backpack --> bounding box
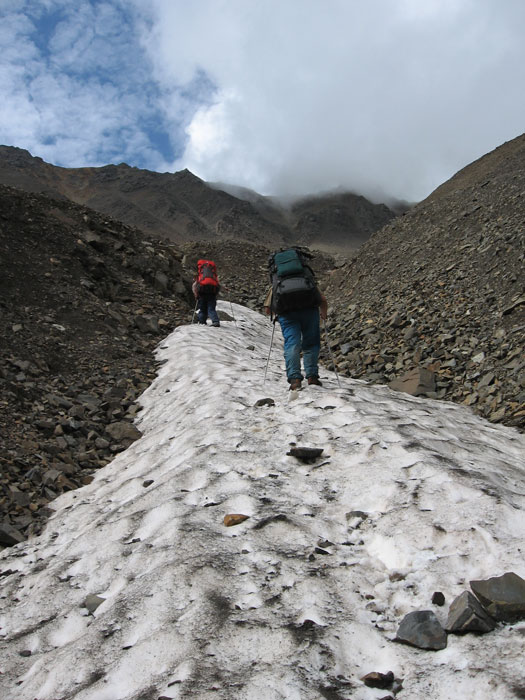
[268,248,321,314]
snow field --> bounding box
[1,301,524,700]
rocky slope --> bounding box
[289,190,395,251]
[0,145,396,249]
[0,184,194,544]
[322,134,525,431]
[0,182,332,546]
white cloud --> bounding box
[1,0,525,201]
[137,0,525,201]
[0,0,176,170]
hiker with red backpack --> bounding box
[264,248,327,390]
[193,259,221,327]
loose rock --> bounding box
[389,367,436,397]
[395,610,448,650]
[84,594,106,614]
[470,572,525,623]
[0,523,25,546]
[446,590,496,633]
[223,514,249,527]
[286,447,324,462]
[361,671,394,689]
[432,591,446,606]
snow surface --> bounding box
[1,301,525,700]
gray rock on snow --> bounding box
[286,447,324,462]
[346,510,368,521]
[83,594,106,614]
[432,591,446,606]
[395,610,448,650]
[446,590,496,633]
[470,572,525,622]
[254,398,275,407]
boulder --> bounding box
[389,368,436,397]
[83,594,106,614]
[446,590,496,633]
[470,572,525,622]
[396,610,447,650]
[134,314,159,334]
[154,270,169,294]
[286,447,324,462]
[0,523,25,546]
[106,422,143,442]
[223,514,249,527]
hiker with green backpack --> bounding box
[264,248,327,390]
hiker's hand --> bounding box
[264,306,271,316]
[320,307,327,320]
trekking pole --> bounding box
[220,286,237,325]
[191,299,198,324]
[229,300,237,325]
[263,320,276,385]
[323,319,341,388]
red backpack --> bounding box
[196,259,219,291]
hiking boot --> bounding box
[289,378,302,391]
[307,377,322,386]
[212,321,220,327]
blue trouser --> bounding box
[278,308,320,382]
[197,294,219,324]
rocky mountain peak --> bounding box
[0,144,43,165]
[0,145,396,249]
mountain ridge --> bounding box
[0,145,395,250]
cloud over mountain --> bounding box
[1,1,525,201]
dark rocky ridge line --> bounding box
[0,145,396,250]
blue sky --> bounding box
[1,0,525,201]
